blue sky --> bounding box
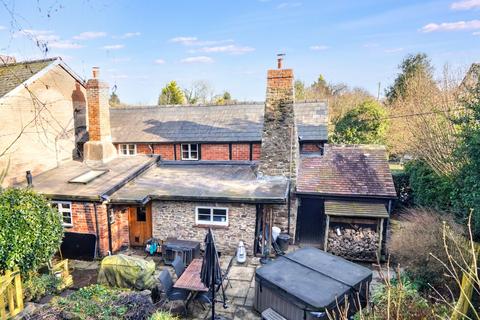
[1,0,479,104]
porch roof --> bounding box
[109,161,289,204]
[325,200,389,218]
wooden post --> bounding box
[5,271,14,315]
[0,289,6,320]
[323,215,330,251]
[377,218,384,262]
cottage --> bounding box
[7,56,396,261]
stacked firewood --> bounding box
[327,225,379,261]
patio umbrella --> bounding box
[200,228,223,320]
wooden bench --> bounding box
[261,308,287,320]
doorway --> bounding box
[295,198,325,247]
[128,204,152,246]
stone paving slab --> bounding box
[225,280,251,298]
[228,265,255,281]
[234,306,261,320]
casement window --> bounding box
[119,144,136,156]
[52,201,73,227]
[181,143,199,160]
[195,207,228,226]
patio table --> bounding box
[174,258,208,292]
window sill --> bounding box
[194,224,228,229]
[63,225,74,229]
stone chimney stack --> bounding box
[258,55,299,180]
[83,67,117,164]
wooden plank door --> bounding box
[128,204,152,246]
[295,198,326,247]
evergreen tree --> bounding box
[158,81,186,105]
[109,92,121,106]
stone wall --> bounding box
[151,201,257,255]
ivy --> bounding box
[0,188,63,274]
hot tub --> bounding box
[254,247,372,320]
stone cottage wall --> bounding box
[151,201,257,255]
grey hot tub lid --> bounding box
[255,247,372,310]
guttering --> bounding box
[93,203,101,258]
[295,191,397,201]
[109,194,288,205]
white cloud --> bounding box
[451,0,480,10]
[0,26,5,31]
[384,47,404,53]
[310,45,329,51]
[277,2,302,9]
[154,59,166,64]
[102,44,125,50]
[363,43,380,48]
[421,19,480,32]
[474,31,480,35]
[111,57,131,63]
[170,36,233,46]
[180,56,214,64]
[195,44,255,55]
[113,32,141,39]
[48,40,84,49]
[73,31,107,40]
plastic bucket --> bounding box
[276,233,290,251]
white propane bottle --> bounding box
[236,241,246,264]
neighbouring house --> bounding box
[15,56,396,261]
[296,145,396,260]
[0,57,87,187]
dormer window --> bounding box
[181,144,199,160]
[119,144,136,156]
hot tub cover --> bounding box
[255,247,372,310]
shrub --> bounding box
[0,188,64,273]
[23,272,61,302]
[388,208,466,293]
[150,311,180,320]
[392,170,413,210]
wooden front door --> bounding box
[128,205,152,246]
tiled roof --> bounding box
[110,161,289,204]
[297,145,396,198]
[0,58,57,98]
[109,102,328,143]
[325,200,389,218]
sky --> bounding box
[0,0,479,104]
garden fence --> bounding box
[0,268,24,320]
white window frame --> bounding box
[195,206,228,226]
[181,143,199,160]
[52,201,73,227]
[119,144,137,156]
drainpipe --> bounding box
[93,203,101,258]
[287,188,291,235]
[101,195,113,255]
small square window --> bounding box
[52,201,73,227]
[136,207,147,222]
[181,144,199,160]
[119,144,136,156]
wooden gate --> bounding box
[128,205,152,246]
[0,268,24,320]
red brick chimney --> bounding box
[83,67,117,164]
[259,55,298,179]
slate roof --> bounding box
[325,200,389,218]
[109,102,328,143]
[297,145,396,198]
[26,156,158,201]
[110,161,289,204]
[0,58,57,98]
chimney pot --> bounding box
[277,57,282,69]
[26,170,33,187]
[92,67,100,79]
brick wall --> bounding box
[65,202,129,256]
[301,143,323,153]
[85,72,111,142]
[115,142,261,161]
[202,144,229,160]
[151,201,257,255]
